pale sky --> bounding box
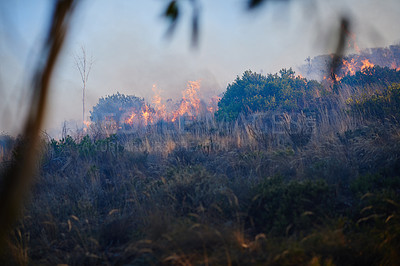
[1,0,399,136]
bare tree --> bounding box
[75,46,93,125]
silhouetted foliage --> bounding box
[216,69,322,121]
[164,0,200,47]
[90,92,146,123]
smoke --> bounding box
[1,0,400,137]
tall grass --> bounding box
[2,82,399,264]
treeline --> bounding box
[216,66,400,123]
[87,66,400,130]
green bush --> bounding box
[341,66,400,87]
[347,83,400,121]
[250,176,336,235]
[158,166,229,216]
[351,172,400,197]
[216,69,321,121]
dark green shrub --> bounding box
[347,83,400,121]
[159,166,229,216]
[351,172,400,197]
[341,66,400,87]
[249,176,335,235]
[216,69,321,121]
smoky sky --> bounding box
[1,0,400,137]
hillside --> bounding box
[2,54,400,265]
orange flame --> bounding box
[152,84,166,120]
[120,80,218,127]
[342,58,357,76]
[391,61,400,71]
[83,120,92,132]
[172,80,201,122]
[83,120,92,128]
[125,112,136,125]
[360,59,374,72]
[141,104,153,126]
[333,73,342,82]
[207,95,221,113]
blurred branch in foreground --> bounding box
[0,0,77,257]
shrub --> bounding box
[249,176,336,235]
[216,69,321,121]
[157,166,229,216]
[347,83,400,122]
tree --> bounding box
[75,46,93,125]
[215,69,321,121]
[90,92,146,124]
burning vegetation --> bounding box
[300,44,400,82]
[82,44,400,136]
[2,43,400,265]
[2,0,400,264]
[88,80,219,133]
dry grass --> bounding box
[2,55,400,264]
[1,95,398,264]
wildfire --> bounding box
[119,80,219,128]
[321,46,399,83]
[333,73,342,82]
[83,120,92,132]
[125,112,136,125]
[141,104,153,126]
[323,73,342,84]
[152,84,166,120]
[124,104,154,127]
[83,120,92,128]
[391,61,400,71]
[342,58,357,76]
[172,80,201,122]
[361,59,374,72]
[207,95,221,113]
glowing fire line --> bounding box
[122,80,218,127]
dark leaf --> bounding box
[248,0,290,10]
[165,0,179,21]
[164,1,179,39]
[248,0,266,9]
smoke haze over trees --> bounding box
[1,0,400,135]
[1,0,400,265]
